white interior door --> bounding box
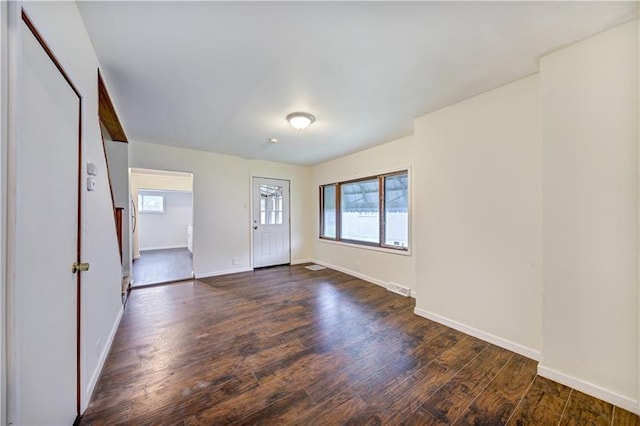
[11,15,81,424]
[252,178,290,268]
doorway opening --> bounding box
[130,168,194,286]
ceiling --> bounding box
[78,1,637,166]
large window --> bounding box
[341,178,379,243]
[320,170,409,250]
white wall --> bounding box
[0,2,7,423]
[103,128,131,278]
[10,1,123,416]
[130,169,193,192]
[138,191,192,250]
[413,75,542,359]
[539,20,639,410]
[103,137,129,208]
[129,140,313,277]
[311,136,416,293]
[408,19,640,412]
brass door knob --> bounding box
[72,262,90,273]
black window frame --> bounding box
[319,170,409,251]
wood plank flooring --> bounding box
[80,264,639,425]
[132,248,193,287]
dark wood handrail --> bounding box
[98,70,128,142]
[115,207,124,261]
[99,112,123,264]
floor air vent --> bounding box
[387,282,411,297]
[305,264,327,271]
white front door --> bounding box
[11,14,81,424]
[252,177,290,268]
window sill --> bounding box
[316,238,412,256]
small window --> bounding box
[319,170,409,251]
[320,185,336,239]
[138,192,165,213]
[384,172,408,249]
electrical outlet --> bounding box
[232,258,238,265]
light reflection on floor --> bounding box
[312,279,413,372]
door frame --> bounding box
[129,167,195,286]
[7,8,83,421]
[249,175,291,269]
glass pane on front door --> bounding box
[259,184,284,225]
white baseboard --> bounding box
[413,307,540,361]
[82,305,124,412]
[537,365,639,415]
[310,259,417,298]
[291,258,313,265]
[140,245,188,252]
[194,266,252,279]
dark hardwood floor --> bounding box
[81,265,639,425]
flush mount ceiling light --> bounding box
[286,112,315,130]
